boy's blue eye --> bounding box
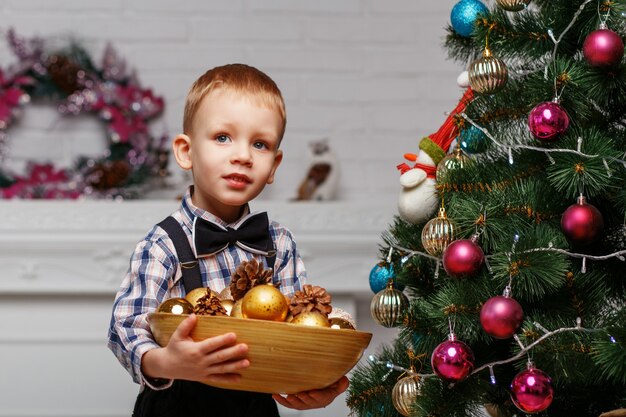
[253,141,268,150]
[216,134,230,143]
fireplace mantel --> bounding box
[0,199,396,295]
[0,199,399,417]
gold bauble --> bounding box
[220,299,235,316]
[468,48,508,95]
[157,297,194,315]
[329,307,356,330]
[421,207,456,256]
[185,287,218,306]
[231,299,244,318]
[436,146,470,181]
[291,311,331,328]
[495,0,531,12]
[370,281,409,328]
[392,374,422,417]
[242,284,289,322]
[330,317,355,330]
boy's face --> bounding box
[173,89,283,222]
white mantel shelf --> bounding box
[0,200,397,296]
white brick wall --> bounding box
[0,0,463,202]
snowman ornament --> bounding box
[397,138,443,224]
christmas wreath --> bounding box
[0,29,169,199]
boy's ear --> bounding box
[266,150,283,184]
[172,134,193,170]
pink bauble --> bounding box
[561,195,604,245]
[510,365,554,413]
[480,295,524,339]
[442,238,484,278]
[583,28,624,67]
[528,101,569,142]
[431,336,475,382]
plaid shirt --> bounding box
[108,188,306,389]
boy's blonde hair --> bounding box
[183,63,287,141]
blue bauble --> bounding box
[451,0,489,38]
[369,264,404,293]
[459,125,488,154]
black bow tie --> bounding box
[193,212,275,257]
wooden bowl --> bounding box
[148,313,372,394]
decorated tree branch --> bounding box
[352,1,626,416]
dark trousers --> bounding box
[133,380,280,417]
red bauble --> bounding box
[561,195,604,245]
[510,364,554,414]
[528,101,569,142]
[480,294,524,339]
[442,237,484,278]
[583,28,624,68]
[431,334,475,382]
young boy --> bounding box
[108,64,348,417]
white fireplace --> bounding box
[0,200,400,417]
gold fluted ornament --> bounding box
[392,372,422,417]
[370,280,409,328]
[496,0,531,12]
[468,48,508,94]
[436,145,470,180]
[421,207,456,256]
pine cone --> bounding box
[193,293,228,316]
[289,284,332,318]
[87,160,131,190]
[229,258,273,301]
[46,55,85,94]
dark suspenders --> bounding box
[157,216,277,293]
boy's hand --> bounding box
[142,314,250,383]
[272,376,349,410]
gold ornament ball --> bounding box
[242,284,289,322]
[185,287,218,306]
[392,375,422,417]
[329,307,356,330]
[220,299,235,316]
[496,0,531,12]
[421,207,456,257]
[157,298,194,315]
[436,146,470,181]
[330,317,355,330]
[231,299,244,318]
[291,311,331,328]
[468,48,508,95]
[370,281,409,328]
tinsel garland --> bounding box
[0,28,169,199]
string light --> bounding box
[460,113,626,166]
[386,240,626,275]
[370,320,605,382]
[545,0,594,78]
[489,366,497,385]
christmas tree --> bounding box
[348,1,626,416]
